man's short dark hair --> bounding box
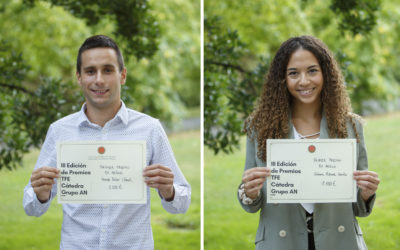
[76,35,124,74]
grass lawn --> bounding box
[0,130,200,250]
[204,112,400,249]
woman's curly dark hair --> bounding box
[244,35,361,162]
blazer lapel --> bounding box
[288,120,294,139]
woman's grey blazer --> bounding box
[238,113,376,250]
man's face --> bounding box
[77,48,126,110]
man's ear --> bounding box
[76,71,82,86]
[120,68,127,85]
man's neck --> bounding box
[85,101,122,127]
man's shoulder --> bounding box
[126,108,160,127]
[50,111,82,128]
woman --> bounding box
[237,36,380,250]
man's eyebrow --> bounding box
[83,66,95,71]
[83,64,116,70]
[103,64,117,68]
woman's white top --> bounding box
[293,126,318,214]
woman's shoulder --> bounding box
[347,112,365,127]
[243,115,257,138]
[346,112,366,139]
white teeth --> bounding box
[93,90,106,93]
[299,89,313,95]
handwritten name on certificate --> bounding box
[266,139,357,203]
[57,141,146,204]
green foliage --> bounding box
[205,0,312,55]
[0,0,199,170]
[204,0,400,154]
[153,0,200,108]
[0,0,89,81]
[0,44,28,169]
[0,39,83,170]
[204,17,268,154]
[25,0,160,60]
[115,0,200,127]
[331,0,381,35]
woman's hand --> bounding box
[242,167,271,200]
[353,170,380,202]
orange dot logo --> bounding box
[98,146,105,154]
[308,145,316,153]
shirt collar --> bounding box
[77,100,129,128]
[116,101,129,126]
[288,109,327,139]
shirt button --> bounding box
[101,228,105,233]
[279,230,287,237]
[338,225,345,232]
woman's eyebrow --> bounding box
[287,65,319,71]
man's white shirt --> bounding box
[23,101,191,250]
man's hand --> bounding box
[353,170,380,202]
[143,164,174,201]
[242,167,270,200]
[30,166,60,203]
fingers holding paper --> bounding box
[353,170,380,202]
[242,167,271,200]
[143,164,175,201]
[30,166,60,203]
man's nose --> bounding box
[95,71,105,84]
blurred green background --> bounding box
[0,0,200,249]
[0,0,200,170]
[204,0,400,249]
[204,0,400,153]
[205,0,400,111]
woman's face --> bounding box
[285,48,323,108]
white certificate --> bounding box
[57,141,146,204]
[266,139,356,203]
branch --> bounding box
[206,60,248,73]
[244,78,259,97]
[0,82,35,95]
[206,60,260,96]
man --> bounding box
[23,35,191,249]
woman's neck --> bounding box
[291,101,322,138]
[291,101,322,121]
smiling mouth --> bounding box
[297,87,315,95]
[91,89,109,95]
